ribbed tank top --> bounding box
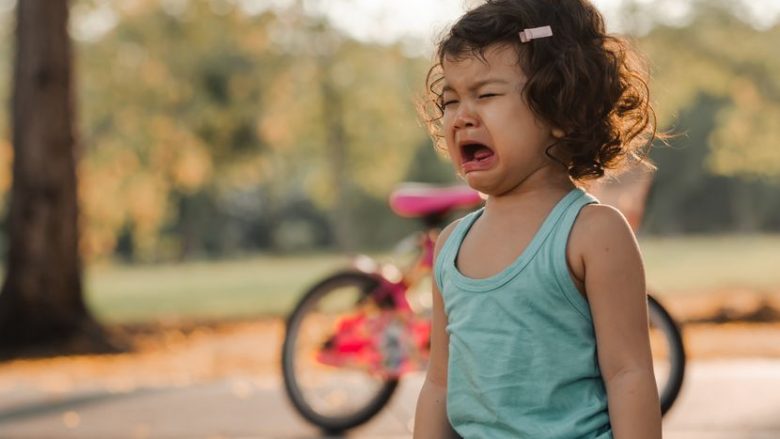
[435,188,613,439]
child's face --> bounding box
[441,44,558,195]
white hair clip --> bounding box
[519,26,553,43]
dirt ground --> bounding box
[1,290,780,393]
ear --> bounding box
[551,128,565,139]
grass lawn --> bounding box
[85,253,350,324]
[640,234,780,295]
[83,234,780,324]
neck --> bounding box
[484,168,575,212]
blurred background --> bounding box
[1,0,779,322]
[0,0,779,437]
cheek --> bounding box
[441,114,456,143]
[444,136,458,161]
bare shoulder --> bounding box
[570,203,639,261]
[576,203,634,236]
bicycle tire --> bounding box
[647,294,686,415]
[281,270,400,433]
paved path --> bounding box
[1,359,780,438]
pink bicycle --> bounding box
[281,183,685,433]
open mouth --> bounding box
[461,143,495,164]
[459,142,496,174]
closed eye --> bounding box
[478,93,501,99]
[441,99,459,109]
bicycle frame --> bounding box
[349,230,438,314]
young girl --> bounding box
[413,1,662,438]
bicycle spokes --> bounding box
[316,310,431,378]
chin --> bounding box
[463,175,496,195]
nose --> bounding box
[453,102,479,129]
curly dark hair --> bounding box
[422,0,658,180]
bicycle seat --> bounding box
[389,184,483,218]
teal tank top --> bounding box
[435,188,613,439]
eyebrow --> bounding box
[441,78,511,93]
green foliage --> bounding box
[637,4,780,234]
[76,3,287,259]
[2,1,780,261]
[638,3,780,179]
[404,139,460,185]
[70,1,433,259]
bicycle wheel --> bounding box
[647,294,686,415]
[281,270,400,433]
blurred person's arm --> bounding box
[413,222,460,439]
[574,205,662,439]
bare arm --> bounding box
[413,222,460,439]
[576,205,662,439]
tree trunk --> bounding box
[0,0,95,349]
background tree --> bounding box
[70,1,432,258]
[0,0,100,350]
[635,2,780,233]
[2,0,780,264]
